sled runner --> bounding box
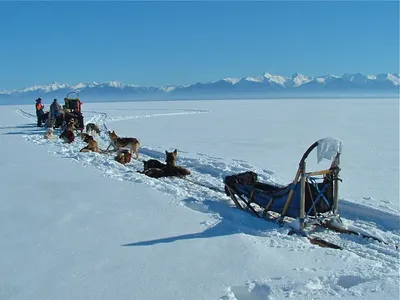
[224,137,343,230]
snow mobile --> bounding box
[54,92,84,131]
[224,137,342,230]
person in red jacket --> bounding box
[35,98,44,127]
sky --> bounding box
[0,1,399,90]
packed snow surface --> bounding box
[0,98,398,300]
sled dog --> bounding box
[106,130,140,159]
[79,134,99,153]
[79,132,91,141]
[67,118,78,131]
[138,149,191,178]
[44,128,55,140]
[143,159,166,171]
[114,149,132,165]
[86,123,101,136]
[59,128,75,144]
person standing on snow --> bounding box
[50,98,62,120]
[35,98,44,127]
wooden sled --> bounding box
[224,138,343,230]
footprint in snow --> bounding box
[336,275,368,289]
[221,282,272,300]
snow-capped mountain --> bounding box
[1,72,398,103]
[170,72,399,97]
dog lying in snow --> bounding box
[67,118,78,131]
[59,128,75,144]
[114,149,132,165]
[44,128,55,140]
[138,149,191,178]
[79,134,99,153]
[142,159,166,171]
[79,132,91,141]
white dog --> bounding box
[44,128,55,140]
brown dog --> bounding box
[138,149,191,178]
[106,130,140,159]
[67,118,77,131]
[79,132,90,140]
[59,128,75,144]
[164,149,191,176]
[79,134,99,153]
[86,123,101,136]
[114,149,132,165]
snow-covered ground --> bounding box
[0,98,398,300]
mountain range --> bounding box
[1,72,399,103]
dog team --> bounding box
[43,121,191,179]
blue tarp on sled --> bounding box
[225,175,333,218]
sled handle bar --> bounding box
[67,91,79,99]
[299,141,318,166]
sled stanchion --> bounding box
[225,184,244,210]
[299,161,306,229]
[236,192,261,218]
[223,183,261,217]
[262,198,275,216]
[278,167,302,224]
[279,140,327,224]
[333,154,340,215]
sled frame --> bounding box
[224,138,342,229]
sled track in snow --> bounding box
[16,108,400,261]
[15,108,209,127]
[105,109,209,123]
[340,200,400,232]
[85,109,209,123]
[16,108,37,122]
[84,111,108,126]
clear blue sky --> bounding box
[0,1,398,90]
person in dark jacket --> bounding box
[35,98,44,127]
[50,99,62,119]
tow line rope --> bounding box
[179,177,226,194]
